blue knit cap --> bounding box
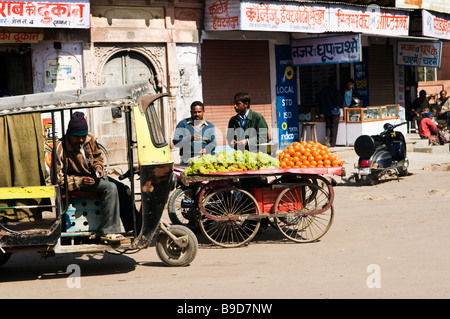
[67,111,88,136]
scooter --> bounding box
[352,122,409,185]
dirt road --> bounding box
[1,154,449,300]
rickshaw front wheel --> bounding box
[155,225,198,267]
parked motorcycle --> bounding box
[167,167,200,229]
[353,122,409,185]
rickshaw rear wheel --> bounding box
[0,252,11,267]
[155,225,198,267]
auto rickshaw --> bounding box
[0,82,198,267]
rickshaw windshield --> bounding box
[145,103,167,148]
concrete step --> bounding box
[413,144,450,153]
[406,133,450,154]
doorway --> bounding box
[0,50,32,97]
[99,51,159,164]
[102,51,158,93]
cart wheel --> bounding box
[273,182,334,243]
[168,187,198,228]
[199,187,261,248]
[155,225,198,267]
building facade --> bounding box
[1,0,449,159]
[200,0,450,147]
[0,0,203,164]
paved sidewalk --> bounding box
[332,133,450,175]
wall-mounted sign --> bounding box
[395,0,450,15]
[241,1,329,33]
[204,0,410,36]
[0,0,90,28]
[45,56,80,90]
[204,0,240,31]
[292,34,361,66]
[422,10,450,40]
[329,4,409,36]
[0,32,43,43]
[275,44,299,149]
[397,41,442,68]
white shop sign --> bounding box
[291,34,362,66]
[0,0,90,28]
[204,0,410,36]
[422,10,450,40]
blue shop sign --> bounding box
[291,34,362,66]
[275,44,299,150]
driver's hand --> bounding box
[81,176,96,186]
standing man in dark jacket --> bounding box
[227,92,269,153]
[320,76,343,147]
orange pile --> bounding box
[279,141,343,168]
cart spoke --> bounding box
[199,187,260,247]
[274,182,333,243]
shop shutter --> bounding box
[368,44,395,106]
[201,40,272,147]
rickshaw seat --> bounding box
[62,191,102,199]
[62,191,103,233]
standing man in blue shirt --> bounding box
[343,78,361,108]
[173,101,216,164]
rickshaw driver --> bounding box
[52,112,135,242]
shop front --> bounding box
[0,1,90,96]
[0,0,91,158]
[1,0,205,164]
[202,0,443,148]
[409,8,450,107]
[85,1,204,164]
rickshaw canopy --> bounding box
[0,82,154,116]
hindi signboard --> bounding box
[291,34,361,66]
[422,10,450,40]
[0,0,90,28]
[397,41,442,68]
[395,0,450,15]
[240,1,329,33]
[0,32,43,43]
[204,0,240,31]
[329,4,409,36]
[205,0,410,36]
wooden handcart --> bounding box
[179,166,343,248]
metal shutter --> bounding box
[201,40,272,147]
[368,44,395,105]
